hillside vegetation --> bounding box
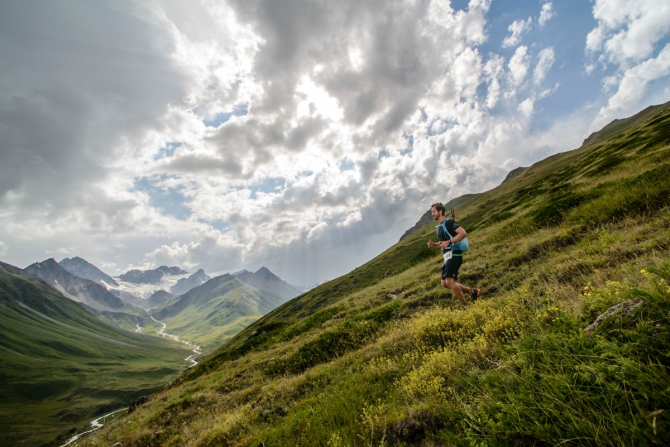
[86,104,670,446]
[152,274,288,351]
[0,263,192,447]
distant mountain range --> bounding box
[20,255,304,351]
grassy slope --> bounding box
[582,100,670,147]
[153,275,286,351]
[0,264,193,447]
[87,106,670,446]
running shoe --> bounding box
[470,288,480,302]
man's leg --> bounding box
[442,278,468,306]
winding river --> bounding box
[59,313,201,446]
[60,408,128,446]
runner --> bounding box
[427,202,480,306]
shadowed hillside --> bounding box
[0,262,192,447]
[84,105,670,446]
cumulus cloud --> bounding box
[586,0,670,131]
[586,0,670,65]
[539,3,555,26]
[534,47,555,84]
[502,17,533,48]
[508,46,530,86]
[592,44,670,129]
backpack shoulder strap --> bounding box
[441,219,455,239]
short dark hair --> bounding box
[431,202,446,216]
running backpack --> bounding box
[436,218,469,252]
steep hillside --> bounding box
[86,105,670,446]
[581,99,670,147]
[0,262,192,447]
[153,274,287,351]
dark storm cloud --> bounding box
[0,1,189,210]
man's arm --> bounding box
[438,227,467,248]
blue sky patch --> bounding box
[133,177,192,220]
[250,177,286,199]
[154,141,182,160]
[203,103,248,128]
[339,159,355,171]
[208,219,231,232]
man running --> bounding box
[427,202,480,306]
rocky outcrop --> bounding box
[583,300,644,333]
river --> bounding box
[59,313,201,446]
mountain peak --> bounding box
[255,266,280,281]
[59,256,118,287]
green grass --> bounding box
[0,266,193,446]
[82,105,670,446]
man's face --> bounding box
[431,207,441,220]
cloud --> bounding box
[585,0,670,131]
[586,0,670,65]
[534,47,555,84]
[502,17,532,48]
[591,43,670,130]
[508,46,530,86]
[539,3,555,26]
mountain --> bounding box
[148,289,177,307]
[118,265,188,284]
[399,193,479,241]
[170,268,210,295]
[24,258,126,311]
[87,104,670,446]
[0,261,191,446]
[58,256,118,286]
[152,273,287,351]
[233,266,304,301]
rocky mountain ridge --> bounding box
[24,258,127,312]
[59,256,119,286]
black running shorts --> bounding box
[441,254,462,280]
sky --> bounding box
[1,0,670,286]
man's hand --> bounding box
[427,240,438,248]
[439,240,451,249]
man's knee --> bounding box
[442,278,455,288]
